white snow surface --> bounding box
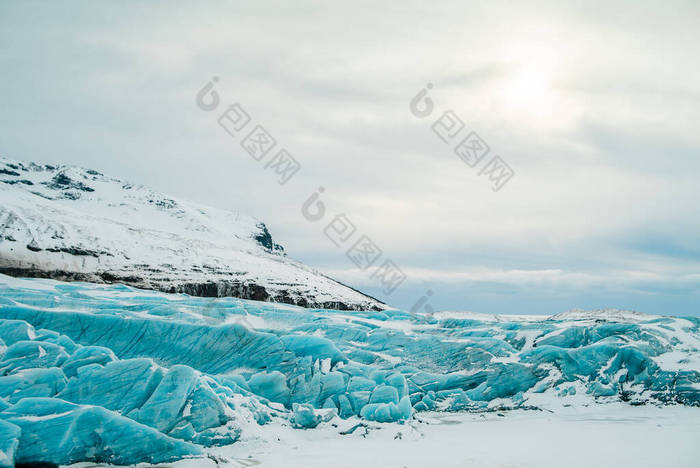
[65,404,700,468]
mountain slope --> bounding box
[0,157,384,310]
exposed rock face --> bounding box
[0,157,385,311]
[253,222,285,254]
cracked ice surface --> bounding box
[0,274,698,466]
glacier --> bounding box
[0,274,698,466]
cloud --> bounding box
[0,0,698,315]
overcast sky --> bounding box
[1,1,699,316]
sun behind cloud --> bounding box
[500,54,558,123]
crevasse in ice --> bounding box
[0,275,698,466]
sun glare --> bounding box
[500,55,558,122]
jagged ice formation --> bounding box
[0,275,698,466]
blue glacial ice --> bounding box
[0,275,698,466]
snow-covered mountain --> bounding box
[0,157,384,310]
